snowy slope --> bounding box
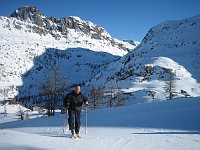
[0,97,200,150]
[0,6,137,100]
[89,15,200,102]
[0,103,27,114]
[0,102,48,124]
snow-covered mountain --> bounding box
[0,6,137,100]
[1,6,199,103]
[9,6,135,53]
[89,15,200,102]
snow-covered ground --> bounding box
[0,103,47,123]
[0,97,200,150]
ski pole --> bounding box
[85,106,88,134]
[63,110,67,135]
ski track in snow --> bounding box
[9,129,200,150]
[1,121,200,150]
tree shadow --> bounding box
[0,144,48,150]
[48,133,72,138]
[132,131,200,135]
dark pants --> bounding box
[68,110,81,134]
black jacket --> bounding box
[63,91,88,111]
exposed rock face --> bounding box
[10,6,134,51]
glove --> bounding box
[61,107,68,114]
[85,101,89,106]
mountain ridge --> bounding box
[9,6,136,51]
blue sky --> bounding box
[0,0,200,41]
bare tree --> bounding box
[115,86,125,107]
[41,77,54,116]
[88,85,104,109]
[107,82,116,108]
[164,70,176,100]
[40,65,69,116]
[109,87,113,107]
[106,82,125,107]
[3,88,8,117]
[18,103,24,120]
[4,104,7,117]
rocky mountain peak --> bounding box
[8,6,135,51]
[9,6,109,39]
[10,6,45,21]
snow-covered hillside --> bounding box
[89,15,200,102]
[0,98,200,150]
[0,102,47,123]
[0,6,137,100]
[1,6,200,104]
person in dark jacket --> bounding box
[63,85,88,137]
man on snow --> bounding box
[63,85,88,138]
